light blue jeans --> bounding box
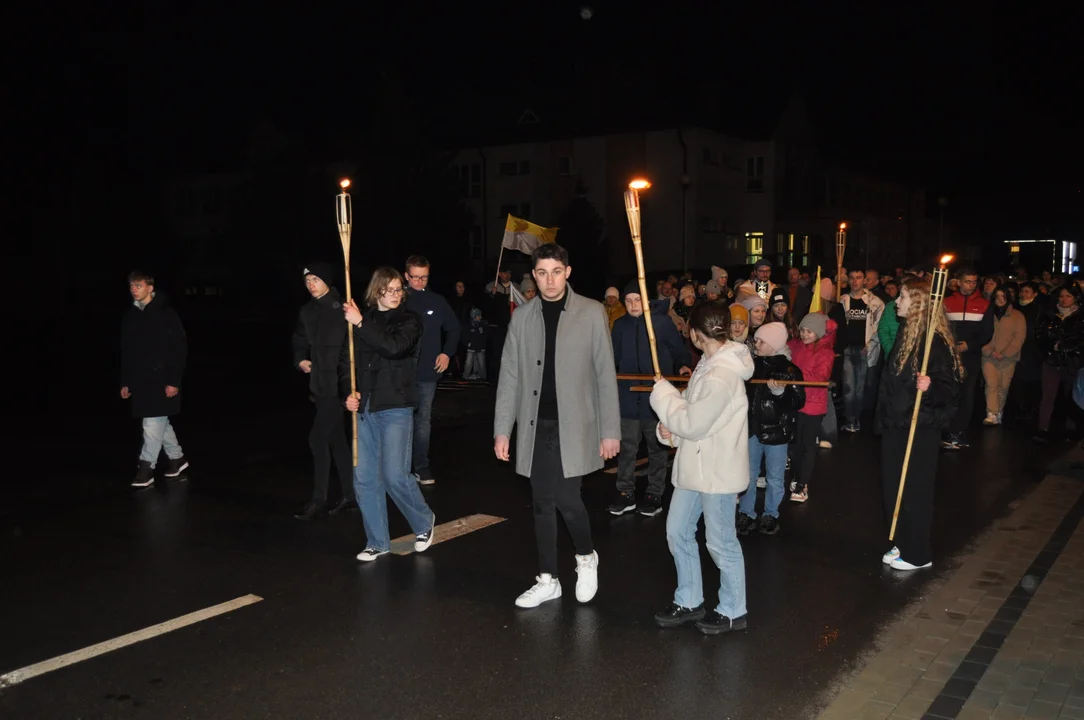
[666,488,747,618]
[140,417,184,468]
[354,402,433,552]
[740,437,787,519]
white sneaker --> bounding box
[819,440,833,449]
[890,557,933,571]
[414,513,435,552]
[756,476,767,489]
[575,551,599,603]
[515,574,562,608]
[882,546,901,565]
[357,547,389,562]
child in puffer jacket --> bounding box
[738,322,805,536]
[787,313,836,503]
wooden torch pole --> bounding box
[624,180,660,377]
[836,222,847,302]
[337,180,358,467]
[889,255,953,541]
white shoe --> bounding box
[515,574,562,608]
[357,547,389,562]
[756,476,767,489]
[882,546,901,565]
[890,557,932,571]
[413,513,435,552]
[819,440,833,449]
[575,551,599,602]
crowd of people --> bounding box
[117,246,1083,635]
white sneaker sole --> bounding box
[414,514,436,552]
[515,583,562,608]
[357,550,389,562]
[575,552,599,603]
[608,504,636,516]
[882,547,901,565]
[163,461,189,478]
[890,558,932,571]
[131,480,154,488]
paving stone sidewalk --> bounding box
[815,444,1084,720]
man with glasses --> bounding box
[403,255,460,485]
[942,267,993,450]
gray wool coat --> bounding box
[494,287,621,478]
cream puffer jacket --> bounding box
[650,340,755,495]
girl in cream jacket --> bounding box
[649,301,755,636]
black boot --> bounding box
[131,461,155,488]
[329,497,358,514]
[163,455,190,480]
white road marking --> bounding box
[390,513,506,555]
[0,594,263,689]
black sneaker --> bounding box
[941,433,960,451]
[294,502,328,521]
[131,460,155,488]
[608,491,637,516]
[329,498,358,514]
[654,602,705,628]
[736,513,755,536]
[758,515,780,535]
[695,611,748,635]
[162,455,189,479]
[637,494,663,517]
[956,433,970,449]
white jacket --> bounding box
[649,341,755,495]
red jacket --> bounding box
[788,319,837,416]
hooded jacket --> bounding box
[649,341,755,495]
[788,321,837,417]
[612,299,691,420]
[292,287,347,397]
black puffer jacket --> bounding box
[120,292,186,419]
[746,354,806,445]
[1034,308,1084,369]
[875,321,962,431]
[292,288,347,397]
[340,305,423,412]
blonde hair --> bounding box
[363,266,405,309]
[894,277,964,379]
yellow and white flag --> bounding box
[501,215,558,255]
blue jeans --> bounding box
[843,346,869,425]
[740,437,787,519]
[412,381,438,480]
[666,488,747,618]
[355,403,433,552]
[140,417,184,468]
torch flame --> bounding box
[339,179,351,189]
[839,222,847,231]
[629,178,652,190]
[940,254,954,265]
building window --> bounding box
[746,157,764,193]
[499,203,518,219]
[745,232,764,263]
[557,156,572,175]
[702,147,721,166]
[699,216,722,233]
[470,163,482,198]
[498,162,517,176]
[469,225,482,260]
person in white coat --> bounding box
[649,301,756,635]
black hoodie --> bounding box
[292,287,347,397]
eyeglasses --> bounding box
[407,274,429,282]
[382,287,405,296]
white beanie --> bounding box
[605,286,620,299]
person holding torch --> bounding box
[875,274,963,571]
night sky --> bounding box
[14,2,1083,245]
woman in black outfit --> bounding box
[876,277,963,571]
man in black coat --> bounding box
[292,262,356,520]
[120,271,189,488]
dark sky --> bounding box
[15,2,1082,230]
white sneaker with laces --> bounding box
[882,546,901,565]
[890,557,932,571]
[515,574,562,608]
[574,551,599,603]
[357,547,389,562]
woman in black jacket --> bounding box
[343,267,436,562]
[876,277,963,571]
[738,322,806,536]
[1032,283,1084,442]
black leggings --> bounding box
[310,396,354,504]
[530,418,594,575]
[793,413,824,490]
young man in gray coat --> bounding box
[494,243,621,609]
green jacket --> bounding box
[879,300,899,355]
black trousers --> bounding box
[793,413,824,490]
[881,426,940,566]
[530,418,594,575]
[310,396,354,505]
[950,365,980,435]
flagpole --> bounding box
[493,245,505,290]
